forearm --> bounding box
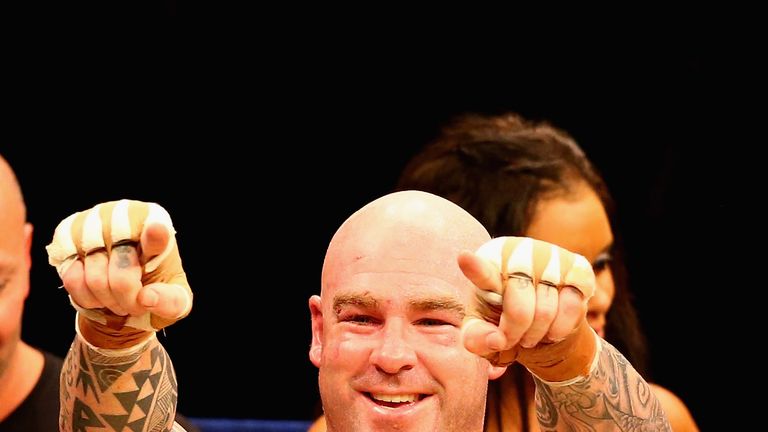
[59,331,178,432]
[532,336,671,432]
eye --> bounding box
[415,318,454,327]
[592,252,613,273]
[340,314,380,326]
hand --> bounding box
[458,237,595,375]
[47,199,192,332]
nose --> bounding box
[369,320,417,374]
[588,267,615,336]
[587,288,611,336]
[587,310,606,336]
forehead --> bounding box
[525,187,613,262]
[325,226,480,301]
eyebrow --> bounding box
[333,293,379,316]
[409,297,466,319]
[332,292,466,319]
[596,243,614,258]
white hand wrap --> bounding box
[69,295,156,332]
[74,312,157,357]
[46,200,177,276]
[475,236,595,300]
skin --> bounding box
[0,156,41,423]
[309,191,505,432]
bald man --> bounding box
[0,155,200,432]
[309,190,670,431]
[0,156,55,430]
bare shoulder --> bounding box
[649,383,700,432]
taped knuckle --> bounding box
[534,302,557,323]
[84,272,109,292]
[563,254,595,298]
[504,302,534,328]
[109,274,137,294]
[559,288,587,319]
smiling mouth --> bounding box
[366,393,427,408]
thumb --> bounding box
[138,282,193,327]
[462,317,505,357]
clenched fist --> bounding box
[46,199,192,338]
[460,236,598,382]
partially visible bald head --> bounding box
[321,190,490,298]
[0,155,26,231]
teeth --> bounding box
[371,393,418,403]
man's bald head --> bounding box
[321,190,490,298]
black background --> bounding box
[3,48,748,429]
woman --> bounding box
[310,113,698,431]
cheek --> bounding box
[594,271,615,304]
[428,349,489,409]
[427,331,459,347]
[0,297,24,345]
[421,335,482,375]
[326,329,464,367]
[324,331,376,366]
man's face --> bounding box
[310,195,498,432]
[0,216,31,380]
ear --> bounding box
[309,295,324,367]
[23,223,33,270]
[488,363,507,380]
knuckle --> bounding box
[84,273,108,291]
[534,305,557,323]
[505,302,533,323]
[62,271,81,291]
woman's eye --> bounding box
[592,252,613,272]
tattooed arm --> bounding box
[458,237,672,431]
[47,201,193,432]
[59,330,178,432]
[533,335,671,432]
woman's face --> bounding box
[524,184,615,338]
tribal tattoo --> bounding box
[60,336,178,432]
[533,339,671,432]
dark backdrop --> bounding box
[3,51,744,429]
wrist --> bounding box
[519,321,598,383]
[77,313,155,350]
